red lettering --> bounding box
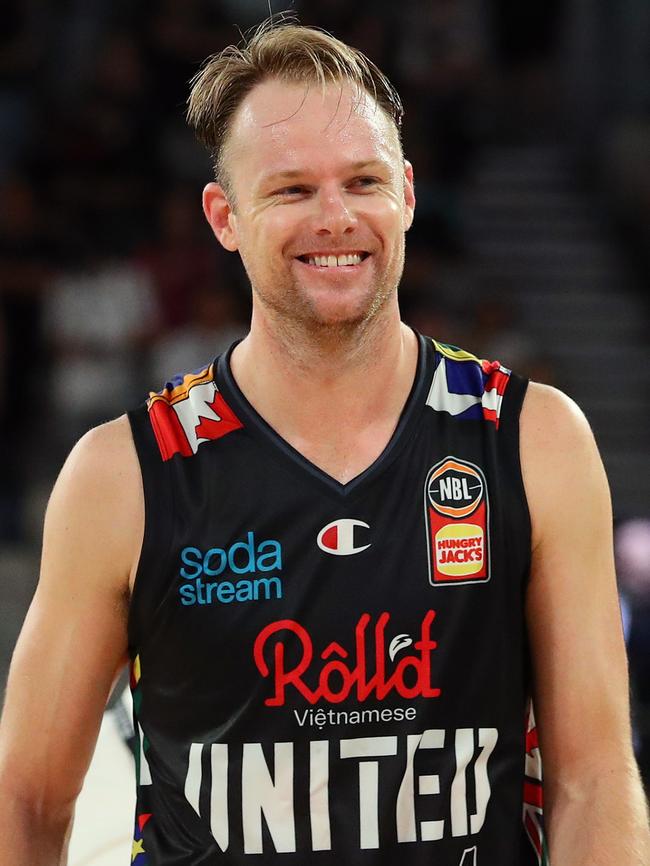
[253,619,317,706]
[355,613,384,701]
[253,612,441,706]
[318,660,354,702]
[440,547,484,564]
[382,610,439,700]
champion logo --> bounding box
[317,519,371,556]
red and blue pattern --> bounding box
[131,813,152,864]
[426,341,511,428]
[523,702,549,865]
[147,363,243,461]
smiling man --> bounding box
[203,78,412,337]
[0,20,649,866]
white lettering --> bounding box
[242,742,296,854]
[470,729,498,834]
[340,736,398,849]
[451,728,474,837]
[396,729,446,843]
[418,729,445,842]
[459,846,478,865]
[185,742,202,816]
[309,740,331,851]
[396,734,421,843]
[210,744,229,851]
[183,728,498,854]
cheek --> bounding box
[250,211,297,254]
[365,198,404,245]
[364,189,402,217]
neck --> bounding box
[229,305,418,436]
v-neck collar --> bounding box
[215,329,434,499]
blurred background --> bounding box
[1,0,649,832]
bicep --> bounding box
[522,385,632,788]
[1,582,129,808]
[0,417,142,810]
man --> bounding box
[0,20,648,866]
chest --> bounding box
[287,426,398,485]
[131,420,532,773]
[134,414,528,651]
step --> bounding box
[568,372,650,401]
[582,402,650,430]
[472,238,623,264]
[462,190,594,215]
[465,219,608,242]
[474,145,570,167]
[601,453,650,516]
[470,172,578,192]
[520,287,644,306]
[522,296,644,318]
[477,262,624,280]
[527,319,644,341]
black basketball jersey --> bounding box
[126,330,548,866]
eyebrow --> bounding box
[259,159,393,187]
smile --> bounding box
[296,251,370,268]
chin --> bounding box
[301,296,393,334]
[253,272,395,332]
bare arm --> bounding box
[0,416,143,866]
[521,383,650,865]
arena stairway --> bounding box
[461,143,650,518]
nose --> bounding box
[313,186,358,236]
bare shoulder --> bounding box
[519,381,609,549]
[45,414,143,595]
[520,380,594,451]
[63,412,138,474]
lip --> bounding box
[296,250,369,259]
[293,253,371,272]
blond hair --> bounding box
[186,18,404,196]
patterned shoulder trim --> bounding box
[147,362,243,461]
[523,700,549,864]
[426,339,512,428]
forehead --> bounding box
[226,78,400,185]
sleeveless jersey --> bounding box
[126,330,548,866]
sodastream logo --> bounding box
[178,532,283,606]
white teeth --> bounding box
[305,253,364,267]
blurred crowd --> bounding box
[1,0,649,781]
[0,0,572,533]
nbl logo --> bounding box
[424,458,490,586]
[427,463,483,517]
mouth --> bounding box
[295,251,371,269]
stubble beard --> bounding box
[246,241,406,355]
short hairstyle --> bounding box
[186,18,404,198]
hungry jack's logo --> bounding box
[424,457,490,586]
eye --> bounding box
[275,185,309,197]
[349,176,380,191]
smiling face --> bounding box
[203,77,415,337]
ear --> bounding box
[203,182,238,251]
[403,160,415,231]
